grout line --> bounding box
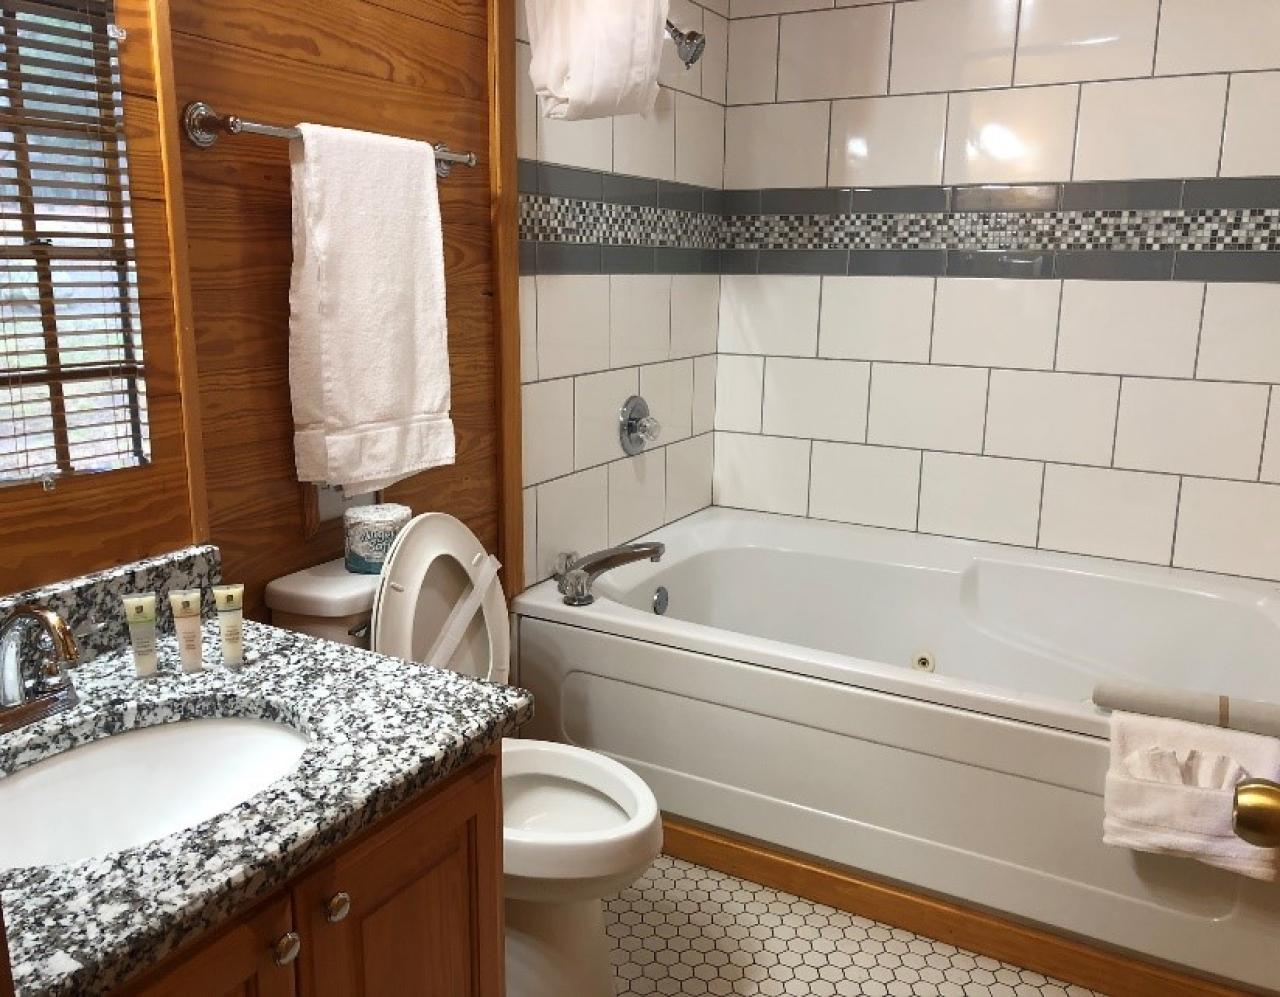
[702,352,1279,390]
[815,275,826,356]
[1191,281,1208,378]
[685,427,1279,487]
[805,439,814,516]
[939,92,951,186]
[1258,385,1273,482]
[1110,377,1122,466]
[913,448,924,531]
[864,362,875,443]
[980,367,992,455]
[772,15,781,104]
[885,2,896,95]
[1216,73,1232,178]
[758,355,768,432]
[1065,83,1082,182]
[1151,0,1164,77]
[698,495,1280,588]
[926,276,938,363]
[714,67,1269,107]
[1009,0,1023,88]
[1168,474,1183,566]
[1051,279,1065,370]
[1034,461,1046,547]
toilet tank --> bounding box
[264,558,380,648]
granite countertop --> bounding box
[0,621,534,996]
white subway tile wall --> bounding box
[942,85,1079,184]
[517,5,725,583]
[523,274,718,584]
[697,0,1280,583]
[517,0,1280,585]
[827,93,946,188]
[717,0,1265,190]
[712,274,1280,581]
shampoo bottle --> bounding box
[121,593,157,677]
[169,589,203,673]
[213,584,245,668]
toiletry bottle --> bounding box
[122,594,158,677]
[213,584,245,669]
[169,589,204,673]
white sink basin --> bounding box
[0,718,308,871]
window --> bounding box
[0,0,148,487]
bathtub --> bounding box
[512,508,1280,990]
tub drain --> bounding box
[653,586,669,615]
[913,652,935,673]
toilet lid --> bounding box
[371,513,510,684]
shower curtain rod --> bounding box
[180,101,479,179]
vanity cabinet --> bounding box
[293,752,503,997]
[121,752,502,997]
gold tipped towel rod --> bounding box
[180,101,478,179]
[1234,778,1280,848]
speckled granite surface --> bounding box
[0,621,533,996]
[0,546,221,663]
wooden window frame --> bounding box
[1,0,149,484]
[0,0,205,595]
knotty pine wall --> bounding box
[168,0,512,618]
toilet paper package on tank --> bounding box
[344,503,412,574]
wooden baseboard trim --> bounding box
[662,815,1252,997]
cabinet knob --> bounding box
[271,931,301,967]
[325,891,352,923]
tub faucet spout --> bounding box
[555,542,665,606]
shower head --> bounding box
[665,20,706,69]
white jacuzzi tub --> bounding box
[513,508,1280,989]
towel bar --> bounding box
[1234,779,1280,847]
[180,101,478,179]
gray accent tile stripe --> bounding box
[952,185,1058,213]
[517,161,1280,279]
[1055,250,1176,280]
[1061,180,1184,211]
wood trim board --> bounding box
[662,815,1255,997]
[488,0,523,596]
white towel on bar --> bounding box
[1103,711,1280,881]
[289,124,455,495]
[525,0,669,120]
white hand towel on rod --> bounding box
[289,124,455,495]
[1103,711,1280,881]
[526,0,670,120]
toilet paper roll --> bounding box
[344,503,412,574]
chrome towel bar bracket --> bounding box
[180,101,478,179]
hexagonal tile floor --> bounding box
[604,855,1105,997]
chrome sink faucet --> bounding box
[555,542,665,606]
[0,604,80,735]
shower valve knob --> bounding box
[620,396,661,456]
[636,415,661,442]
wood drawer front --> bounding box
[130,895,296,997]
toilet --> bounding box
[265,512,662,997]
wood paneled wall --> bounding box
[168,0,519,618]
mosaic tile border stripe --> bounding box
[517,161,1280,280]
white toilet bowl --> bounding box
[266,514,663,997]
[503,738,662,997]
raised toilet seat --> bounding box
[371,513,663,997]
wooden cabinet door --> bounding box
[130,895,296,997]
[1,903,15,997]
[293,754,502,997]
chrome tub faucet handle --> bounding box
[555,543,665,607]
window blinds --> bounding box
[0,0,149,487]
